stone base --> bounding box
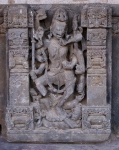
[6,129,111,143]
[6,105,111,143]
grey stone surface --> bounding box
[0,2,117,145]
[0,135,119,150]
[3,4,111,143]
[0,0,119,146]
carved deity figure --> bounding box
[30,26,46,80]
[30,8,85,129]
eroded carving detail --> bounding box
[87,74,106,86]
[81,5,112,28]
[87,50,106,74]
[87,74,106,105]
[6,107,33,131]
[7,6,28,28]
[82,106,111,133]
[87,29,106,46]
[9,73,29,106]
[8,29,29,72]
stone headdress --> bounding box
[49,8,68,39]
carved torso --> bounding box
[48,37,68,74]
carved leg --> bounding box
[35,75,47,96]
[77,74,85,94]
[64,118,79,128]
[57,80,75,107]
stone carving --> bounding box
[87,74,107,105]
[87,29,106,46]
[28,9,34,28]
[87,50,106,74]
[8,29,28,48]
[8,29,29,72]
[7,7,30,107]
[30,8,85,130]
[81,5,112,28]
[6,6,27,28]
[84,4,108,107]
[87,6,107,28]
[6,107,33,131]
[9,73,29,106]
[9,50,29,72]
[5,5,111,143]
[34,8,47,29]
[82,106,111,132]
[87,74,106,86]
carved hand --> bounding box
[75,64,85,74]
[62,60,74,69]
[59,39,67,46]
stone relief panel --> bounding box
[29,8,85,131]
[4,4,112,143]
[81,5,112,28]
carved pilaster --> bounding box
[81,4,112,137]
[5,6,31,132]
[81,5,112,106]
[87,28,107,105]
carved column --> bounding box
[81,4,112,134]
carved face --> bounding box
[51,20,67,39]
[36,26,44,40]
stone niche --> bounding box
[3,4,112,143]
